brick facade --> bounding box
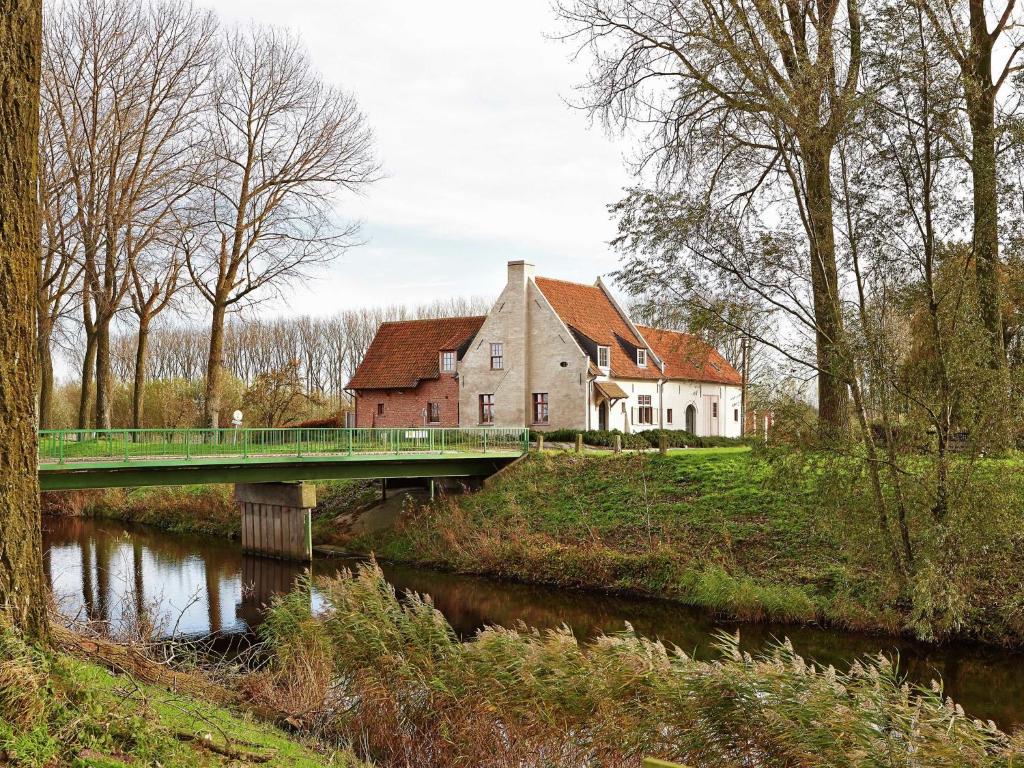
[353,375,461,428]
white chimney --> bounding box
[507,260,535,286]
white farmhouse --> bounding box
[456,261,743,436]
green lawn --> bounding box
[350,447,1024,644]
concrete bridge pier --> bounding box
[236,482,315,561]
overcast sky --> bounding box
[209,1,636,315]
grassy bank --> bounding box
[41,479,378,542]
[348,447,1024,646]
[246,561,1022,766]
[0,623,366,767]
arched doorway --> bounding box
[599,401,609,431]
[685,404,697,435]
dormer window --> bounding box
[636,348,647,367]
[597,346,610,369]
[440,350,456,373]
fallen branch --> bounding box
[173,730,275,763]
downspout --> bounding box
[586,378,591,430]
[658,380,664,429]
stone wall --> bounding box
[524,280,589,430]
[458,261,532,426]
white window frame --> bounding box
[636,394,654,425]
[597,346,610,369]
[439,350,456,373]
[636,348,647,367]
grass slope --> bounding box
[350,447,1024,645]
[0,628,366,767]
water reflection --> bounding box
[42,516,1024,729]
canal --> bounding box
[43,515,1024,729]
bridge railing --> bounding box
[38,427,529,465]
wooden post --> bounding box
[537,434,544,452]
[236,482,315,561]
[659,434,668,455]
[575,433,583,453]
[614,434,621,453]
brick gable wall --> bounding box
[354,375,461,428]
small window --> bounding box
[427,402,440,423]
[376,403,385,416]
[712,402,718,418]
[666,408,673,424]
[490,343,503,370]
[532,393,549,424]
[637,348,647,367]
[597,346,610,369]
[479,393,495,424]
[734,408,739,422]
[440,350,456,373]
[637,394,654,425]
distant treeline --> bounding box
[50,297,491,429]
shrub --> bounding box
[532,427,746,450]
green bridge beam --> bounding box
[38,454,520,491]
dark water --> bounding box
[43,516,1024,729]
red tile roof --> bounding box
[535,276,660,380]
[638,325,742,385]
[347,316,485,390]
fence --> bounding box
[38,427,530,465]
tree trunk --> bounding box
[965,0,1006,373]
[204,299,228,429]
[132,319,150,431]
[803,146,850,441]
[967,94,1004,369]
[94,313,112,429]
[77,286,97,430]
[0,0,48,639]
[77,329,96,430]
[37,319,54,430]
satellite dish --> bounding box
[232,410,243,422]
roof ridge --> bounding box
[378,315,487,326]
[637,324,700,338]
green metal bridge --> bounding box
[38,427,529,490]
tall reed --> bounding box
[248,561,1022,767]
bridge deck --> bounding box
[38,428,528,490]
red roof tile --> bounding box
[535,276,660,379]
[638,325,742,385]
[347,316,485,390]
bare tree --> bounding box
[37,98,81,428]
[42,0,215,429]
[128,240,186,430]
[0,0,48,638]
[186,26,378,428]
[556,0,865,440]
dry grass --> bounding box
[0,622,46,729]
